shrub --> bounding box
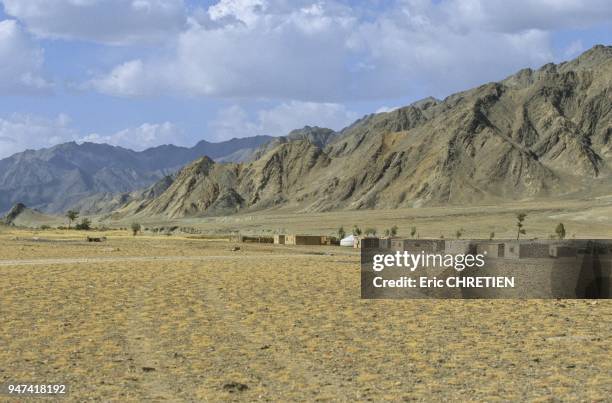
[75,218,91,230]
[555,223,566,240]
[131,223,141,236]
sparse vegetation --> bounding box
[66,210,79,229]
[75,218,91,230]
[455,228,464,239]
[131,223,142,236]
[516,213,527,240]
[337,226,346,239]
[489,232,495,240]
[364,227,377,236]
[555,223,566,240]
[410,226,417,238]
[352,225,362,236]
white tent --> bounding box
[340,234,355,247]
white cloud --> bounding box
[0,114,76,158]
[447,0,612,33]
[209,101,358,141]
[375,106,400,114]
[0,19,51,93]
[0,114,187,158]
[81,122,186,151]
[85,0,606,101]
[1,0,187,45]
[563,40,584,59]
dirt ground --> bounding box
[0,229,610,401]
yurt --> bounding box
[340,234,355,247]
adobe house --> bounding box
[358,237,380,250]
[379,237,396,249]
[391,239,445,253]
[549,244,577,258]
[476,242,505,258]
[504,241,550,259]
[444,240,476,255]
[274,235,286,245]
[320,236,339,246]
[285,235,323,246]
[231,234,277,244]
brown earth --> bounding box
[0,229,610,401]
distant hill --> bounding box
[108,45,612,219]
[0,135,272,214]
[2,203,58,227]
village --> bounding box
[230,232,611,261]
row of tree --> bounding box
[66,210,142,235]
[335,214,568,240]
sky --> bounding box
[0,0,610,158]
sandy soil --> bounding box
[0,230,610,401]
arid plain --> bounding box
[1,206,611,401]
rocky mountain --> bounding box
[2,203,58,226]
[0,135,272,214]
[109,45,612,219]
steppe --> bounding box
[0,215,610,401]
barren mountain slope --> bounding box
[110,46,612,218]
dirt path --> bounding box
[0,254,343,267]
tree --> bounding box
[337,226,346,239]
[489,232,495,240]
[410,226,417,238]
[390,225,398,237]
[131,222,142,236]
[364,227,377,236]
[352,225,362,236]
[555,223,566,240]
[66,210,79,229]
[75,218,91,230]
[516,213,527,240]
[455,228,464,239]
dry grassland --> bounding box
[113,199,612,239]
[0,228,610,401]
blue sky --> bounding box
[0,0,610,158]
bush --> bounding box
[131,222,141,236]
[364,227,377,236]
[75,218,91,230]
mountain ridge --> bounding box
[0,135,273,214]
[107,45,612,219]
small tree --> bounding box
[66,210,79,229]
[489,231,495,240]
[390,225,398,237]
[516,213,527,240]
[337,226,346,239]
[555,223,566,240]
[75,218,91,230]
[410,226,417,238]
[455,228,464,239]
[364,227,377,236]
[131,222,141,236]
[352,225,362,236]
[384,228,390,237]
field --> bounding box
[0,224,610,401]
[105,198,612,239]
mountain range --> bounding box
[2,45,611,220]
[0,135,272,214]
